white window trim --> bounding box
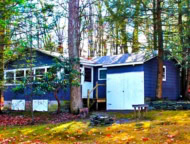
[163,66,166,81]
[4,66,51,86]
[98,68,107,81]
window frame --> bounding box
[5,70,15,84]
[163,65,166,81]
[35,68,46,81]
[98,68,107,81]
[4,66,50,85]
[15,70,25,83]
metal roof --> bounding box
[35,48,156,67]
[91,52,155,67]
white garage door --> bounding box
[107,72,144,110]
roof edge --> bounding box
[103,61,144,67]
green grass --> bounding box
[1,110,190,144]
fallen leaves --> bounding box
[0,112,80,126]
[0,115,42,126]
[142,137,149,142]
[48,113,80,124]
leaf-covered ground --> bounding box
[1,110,190,144]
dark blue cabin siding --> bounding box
[144,58,180,100]
[4,50,71,102]
[93,66,106,99]
[162,61,180,100]
[6,51,56,70]
[144,58,157,100]
[3,86,70,101]
[107,64,144,74]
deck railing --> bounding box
[87,82,106,110]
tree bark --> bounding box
[186,69,190,99]
[178,0,187,98]
[156,0,164,99]
[68,0,83,114]
[0,36,4,113]
[115,25,119,55]
[88,0,94,57]
[121,22,128,53]
[153,0,157,50]
[132,0,141,52]
[185,0,190,99]
[54,88,61,114]
[0,1,5,113]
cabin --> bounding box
[85,52,180,110]
[3,49,180,111]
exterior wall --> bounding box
[93,66,106,99]
[3,85,70,102]
[107,65,144,74]
[144,58,180,100]
[6,51,56,70]
[4,50,71,104]
[144,58,157,100]
[4,100,70,111]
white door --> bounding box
[106,72,144,110]
[123,72,144,110]
[107,73,125,110]
[82,66,94,98]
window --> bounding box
[163,66,166,81]
[16,70,24,83]
[6,72,14,84]
[36,68,45,80]
[84,68,91,82]
[4,66,51,85]
[47,67,52,72]
[26,70,34,82]
[98,68,107,80]
[64,68,70,75]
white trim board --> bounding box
[163,65,166,81]
[103,62,144,67]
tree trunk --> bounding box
[185,0,190,99]
[178,0,187,98]
[153,0,157,50]
[0,45,4,113]
[0,3,5,113]
[115,25,119,55]
[68,0,83,114]
[121,22,128,53]
[0,41,4,113]
[54,89,61,114]
[186,69,190,99]
[88,0,94,57]
[156,0,163,99]
[132,0,140,52]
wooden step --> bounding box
[96,98,106,103]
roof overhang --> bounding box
[34,48,64,59]
[80,62,103,67]
[103,61,144,67]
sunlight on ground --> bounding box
[51,121,89,134]
[1,110,190,144]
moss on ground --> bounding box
[1,110,190,144]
